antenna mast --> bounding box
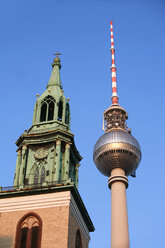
[110,21,118,105]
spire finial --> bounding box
[53,51,62,58]
[47,52,62,89]
[52,51,62,69]
[110,21,119,105]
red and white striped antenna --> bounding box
[110,21,119,105]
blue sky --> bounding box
[0,0,165,247]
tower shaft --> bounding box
[109,168,129,248]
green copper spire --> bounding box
[47,52,62,89]
[13,54,82,190]
[32,54,70,128]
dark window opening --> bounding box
[58,100,63,121]
[24,178,28,185]
[31,226,39,248]
[65,103,70,125]
[75,229,82,248]
[48,101,54,121]
[40,102,47,122]
[20,227,28,248]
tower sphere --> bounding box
[93,129,141,177]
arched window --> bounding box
[34,167,39,185]
[40,102,47,122]
[15,212,42,248]
[58,100,63,121]
[48,101,54,121]
[65,103,70,125]
[41,166,45,184]
[75,229,82,248]
[40,96,55,122]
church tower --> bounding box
[0,54,94,248]
[14,53,80,189]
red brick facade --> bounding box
[0,189,92,248]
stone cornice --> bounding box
[15,127,74,147]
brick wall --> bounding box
[0,191,90,248]
[68,208,88,248]
[0,206,69,248]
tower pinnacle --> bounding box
[47,52,62,88]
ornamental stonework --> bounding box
[34,147,49,160]
[29,144,54,160]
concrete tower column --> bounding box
[54,140,61,182]
[108,168,129,248]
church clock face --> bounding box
[34,147,49,160]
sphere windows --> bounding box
[40,96,55,122]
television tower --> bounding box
[93,22,142,248]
